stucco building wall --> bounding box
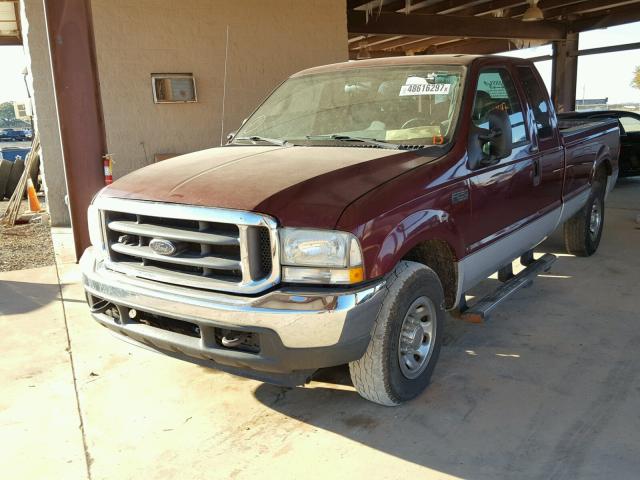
[24,0,347,225]
[91,0,348,178]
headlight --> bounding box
[87,203,105,253]
[280,228,364,285]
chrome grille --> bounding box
[94,197,280,294]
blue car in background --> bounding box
[0,128,31,142]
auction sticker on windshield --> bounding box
[399,83,451,96]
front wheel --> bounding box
[349,261,445,406]
[563,176,606,256]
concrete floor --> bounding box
[1,178,639,480]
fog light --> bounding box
[128,308,137,319]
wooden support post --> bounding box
[43,0,108,260]
[551,32,579,113]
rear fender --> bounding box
[590,144,612,182]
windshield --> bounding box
[233,65,466,147]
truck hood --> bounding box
[103,145,439,228]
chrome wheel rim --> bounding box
[589,199,602,241]
[398,296,437,379]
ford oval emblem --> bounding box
[149,238,177,256]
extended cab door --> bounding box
[515,65,564,215]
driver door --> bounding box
[466,67,538,255]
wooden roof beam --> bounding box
[371,0,515,15]
[347,0,376,10]
[348,36,409,52]
[349,49,406,59]
[569,2,640,31]
[427,37,517,54]
[508,0,640,20]
[350,0,521,15]
[402,0,490,15]
[348,10,567,39]
[0,35,20,45]
[13,0,21,43]
[454,1,528,16]
[348,34,398,46]
[383,36,465,54]
[495,0,593,19]
[544,0,640,18]
[360,35,407,48]
[350,32,462,51]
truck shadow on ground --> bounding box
[251,308,542,478]
[0,280,81,316]
[251,230,639,478]
[252,354,543,478]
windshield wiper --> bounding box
[234,136,290,146]
[305,134,401,150]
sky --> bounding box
[1,22,639,105]
[0,45,28,103]
[500,22,640,104]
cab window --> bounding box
[473,68,527,145]
[517,66,553,139]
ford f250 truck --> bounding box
[82,55,619,406]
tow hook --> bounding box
[221,332,248,348]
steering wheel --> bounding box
[401,118,423,129]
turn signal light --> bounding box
[283,266,365,285]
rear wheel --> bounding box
[349,261,445,406]
[563,174,606,256]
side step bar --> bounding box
[460,253,557,323]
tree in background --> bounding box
[0,102,30,129]
[633,66,640,91]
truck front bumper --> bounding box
[80,247,385,386]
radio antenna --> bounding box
[220,25,230,146]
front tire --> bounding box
[563,175,606,256]
[349,261,445,406]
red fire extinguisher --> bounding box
[103,154,114,185]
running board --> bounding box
[460,253,557,323]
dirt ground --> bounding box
[0,197,55,272]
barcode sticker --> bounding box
[399,83,451,96]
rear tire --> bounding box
[563,174,606,257]
[349,261,445,406]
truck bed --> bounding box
[557,115,619,145]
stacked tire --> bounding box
[0,154,40,200]
[6,157,25,198]
[0,159,11,199]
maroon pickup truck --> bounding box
[82,55,619,405]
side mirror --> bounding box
[226,131,236,143]
[468,109,513,169]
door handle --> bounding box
[532,157,541,186]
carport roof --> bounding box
[0,0,20,45]
[348,0,640,58]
